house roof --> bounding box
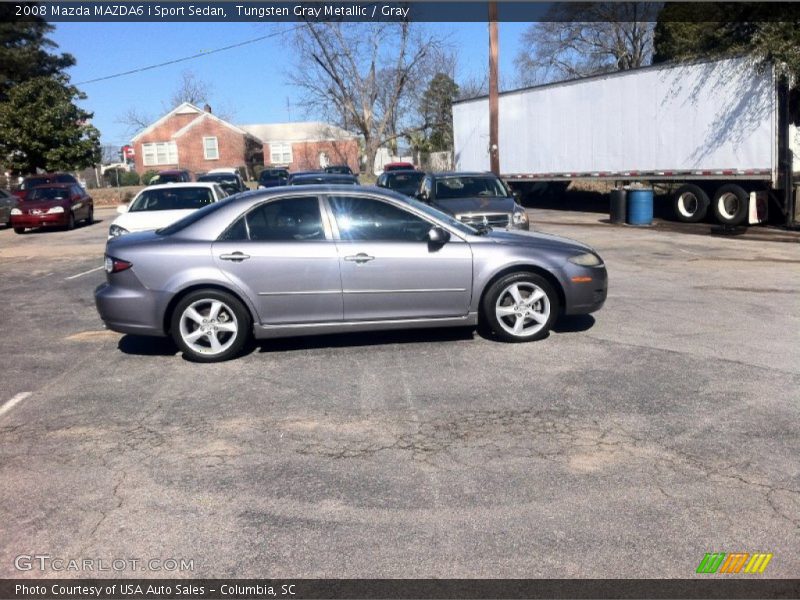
[131,102,257,143]
[238,121,355,144]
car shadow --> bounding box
[118,335,179,356]
[552,314,596,334]
[256,326,477,354]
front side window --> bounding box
[203,137,219,160]
[328,195,432,242]
[221,196,324,242]
[142,141,178,166]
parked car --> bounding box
[148,169,193,185]
[10,183,93,233]
[12,173,80,201]
[382,162,415,172]
[416,172,529,230]
[324,165,353,175]
[198,171,247,195]
[95,186,607,362]
[376,170,425,197]
[290,173,359,186]
[257,168,289,189]
[285,170,322,184]
[108,182,227,238]
[0,188,18,227]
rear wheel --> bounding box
[170,290,250,362]
[483,272,559,342]
[712,184,749,226]
[672,184,709,223]
[84,206,94,225]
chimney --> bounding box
[203,103,212,114]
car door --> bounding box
[211,194,343,325]
[325,193,473,321]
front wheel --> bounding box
[482,272,559,342]
[84,206,94,225]
[65,211,75,230]
[170,290,251,362]
[13,226,25,234]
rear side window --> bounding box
[220,196,324,242]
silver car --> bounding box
[95,186,607,362]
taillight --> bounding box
[104,255,132,274]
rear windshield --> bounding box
[259,169,288,180]
[21,177,50,190]
[130,187,215,212]
[28,187,70,201]
[385,172,424,192]
[158,173,183,183]
[199,174,236,183]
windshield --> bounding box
[385,172,424,194]
[260,169,288,180]
[28,187,69,201]
[400,195,479,236]
[435,176,510,199]
[129,187,215,212]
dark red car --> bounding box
[382,162,415,172]
[10,183,93,233]
[12,172,79,201]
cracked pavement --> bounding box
[0,207,798,578]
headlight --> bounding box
[10,208,21,215]
[109,224,129,237]
[568,252,603,267]
[47,206,64,214]
[512,208,529,225]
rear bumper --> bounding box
[94,282,167,337]
[11,213,68,228]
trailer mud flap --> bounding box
[748,191,768,224]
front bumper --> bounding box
[561,263,608,315]
[11,213,68,228]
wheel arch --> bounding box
[163,283,255,335]
[478,264,566,316]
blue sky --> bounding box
[49,21,529,148]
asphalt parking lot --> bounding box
[1,206,798,578]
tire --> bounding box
[672,184,709,223]
[13,227,25,234]
[84,206,94,225]
[482,272,559,342]
[170,289,251,363]
[712,184,749,226]
[65,211,75,230]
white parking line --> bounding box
[0,392,32,418]
[65,265,104,280]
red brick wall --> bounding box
[133,113,247,176]
[266,139,360,173]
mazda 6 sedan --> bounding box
[95,186,607,362]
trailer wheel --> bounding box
[673,184,709,222]
[712,184,749,226]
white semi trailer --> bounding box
[452,56,798,226]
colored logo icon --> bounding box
[696,552,773,574]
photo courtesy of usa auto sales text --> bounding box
[15,584,299,597]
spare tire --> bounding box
[673,184,710,223]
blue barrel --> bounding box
[627,188,654,225]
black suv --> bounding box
[258,168,289,188]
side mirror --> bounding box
[416,192,427,202]
[116,203,129,214]
[512,189,521,200]
[427,226,450,245]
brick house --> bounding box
[131,103,360,177]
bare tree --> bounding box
[287,22,444,173]
[514,3,658,86]
[169,69,212,107]
[116,107,153,139]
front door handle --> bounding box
[219,252,250,262]
[344,253,375,264]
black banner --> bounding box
[2,579,800,600]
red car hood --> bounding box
[19,199,69,211]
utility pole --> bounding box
[488,1,500,175]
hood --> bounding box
[112,209,196,233]
[486,228,596,255]
[433,196,516,215]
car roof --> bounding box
[207,168,238,174]
[142,182,218,191]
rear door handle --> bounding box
[219,252,250,262]
[344,253,375,264]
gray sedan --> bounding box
[95,186,607,362]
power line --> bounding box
[75,25,303,85]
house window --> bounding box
[269,142,292,165]
[142,141,178,166]
[203,137,219,160]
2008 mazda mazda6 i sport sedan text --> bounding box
[95,186,607,362]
